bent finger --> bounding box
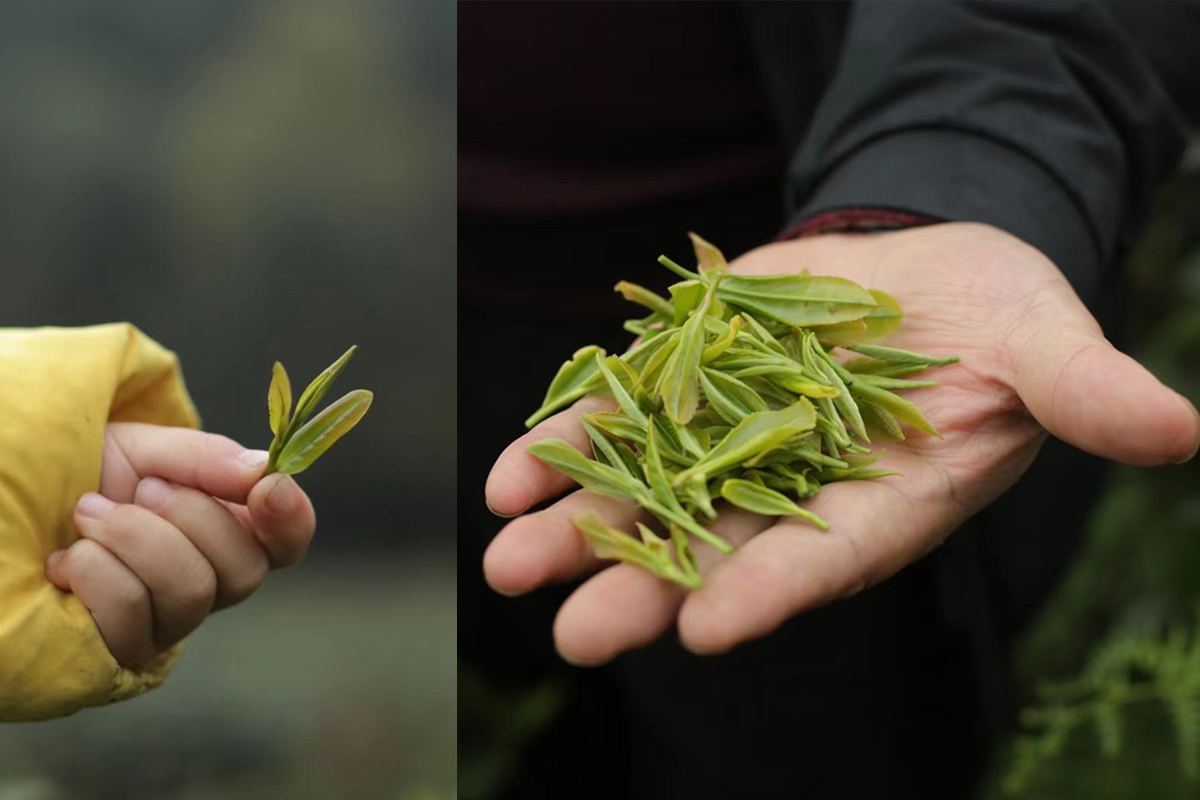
[485,396,617,517]
[553,508,772,666]
[46,539,157,668]
[135,477,269,609]
[74,494,217,650]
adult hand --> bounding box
[483,223,1200,664]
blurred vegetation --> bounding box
[978,146,1200,797]
[0,557,456,800]
[0,1,455,797]
[0,0,456,549]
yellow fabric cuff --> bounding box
[0,323,200,721]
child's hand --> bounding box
[44,422,317,668]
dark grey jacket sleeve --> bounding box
[755,1,1193,305]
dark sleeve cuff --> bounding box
[786,129,1103,305]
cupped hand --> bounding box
[45,422,316,668]
[483,222,1200,664]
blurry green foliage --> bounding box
[980,151,1200,798]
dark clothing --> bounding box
[459,2,1199,797]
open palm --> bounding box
[484,223,1200,664]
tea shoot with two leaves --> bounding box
[524,234,958,589]
[265,345,373,475]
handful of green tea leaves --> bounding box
[524,234,958,589]
[265,345,373,475]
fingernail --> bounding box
[136,477,172,511]
[557,648,604,668]
[485,498,520,519]
[680,639,722,656]
[77,492,116,519]
[266,475,298,514]
[46,550,64,570]
[239,449,270,469]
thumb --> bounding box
[1011,301,1200,467]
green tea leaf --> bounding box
[821,290,904,346]
[816,467,903,483]
[849,380,941,437]
[643,424,686,514]
[683,474,716,520]
[667,415,708,460]
[622,313,661,337]
[647,502,733,554]
[858,399,906,441]
[699,367,768,424]
[702,315,743,362]
[676,399,816,486]
[815,319,868,348]
[741,374,802,409]
[623,328,673,369]
[854,373,939,391]
[769,463,820,499]
[572,511,699,588]
[268,361,292,438]
[290,345,358,434]
[848,343,959,367]
[596,354,649,429]
[728,365,839,399]
[275,389,373,475]
[863,290,903,340]
[657,254,701,282]
[738,311,788,355]
[669,280,708,327]
[636,329,681,392]
[526,439,649,502]
[719,479,830,530]
[668,522,701,585]
[659,276,718,424]
[614,281,673,317]
[768,443,849,470]
[585,411,646,444]
[843,357,930,378]
[525,345,608,428]
[689,231,728,275]
[718,274,877,327]
[581,416,635,479]
[809,336,867,443]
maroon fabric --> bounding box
[459,1,784,215]
[780,207,943,239]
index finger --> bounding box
[484,396,615,517]
[106,422,268,504]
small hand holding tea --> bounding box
[44,424,315,668]
[44,347,371,669]
[484,223,1200,665]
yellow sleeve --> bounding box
[0,323,200,721]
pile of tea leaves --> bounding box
[524,234,957,588]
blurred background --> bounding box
[0,1,455,798]
[974,145,1200,798]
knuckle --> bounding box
[222,556,268,605]
[111,572,150,617]
[94,506,143,550]
[199,432,239,460]
[177,564,218,613]
[63,539,108,583]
